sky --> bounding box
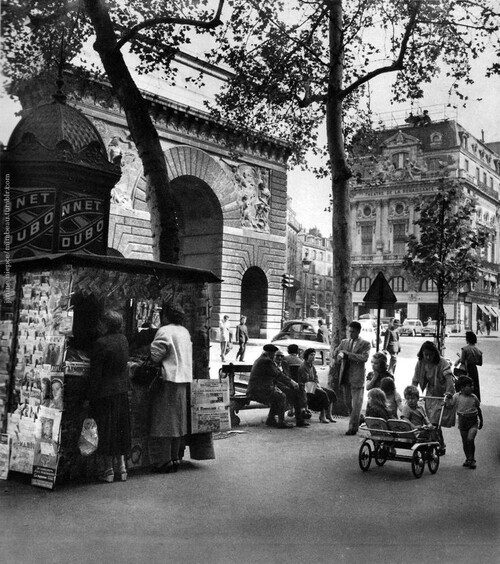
[1,4,500,239]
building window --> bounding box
[483,172,487,185]
[361,225,373,254]
[392,151,409,170]
[465,159,469,171]
[420,279,438,292]
[355,277,371,292]
[393,222,407,255]
[389,276,407,292]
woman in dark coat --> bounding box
[456,331,483,401]
[89,310,131,483]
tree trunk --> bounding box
[326,1,352,415]
[328,0,352,348]
[84,0,179,263]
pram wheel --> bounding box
[358,440,372,472]
[427,445,440,474]
[411,448,425,478]
[374,444,388,466]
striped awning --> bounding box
[477,304,489,315]
[484,305,498,317]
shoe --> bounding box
[276,421,293,429]
[151,461,175,474]
[115,471,128,481]
[172,459,180,473]
[265,418,278,428]
[319,417,330,424]
[345,430,357,436]
[326,417,336,423]
[296,420,310,427]
[438,447,446,456]
[463,460,471,467]
[469,460,477,469]
[97,469,114,483]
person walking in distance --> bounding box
[235,316,249,362]
[383,318,401,375]
[334,321,371,435]
[219,315,232,362]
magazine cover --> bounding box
[31,438,59,490]
[0,434,10,480]
[190,379,231,434]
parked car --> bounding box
[400,318,424,336]
[272,320,319,342]
[421,321,449,337]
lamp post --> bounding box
[312,276,320,318]
[302,250,312,319]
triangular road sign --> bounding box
[363,271,397,306]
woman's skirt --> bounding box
[150,381,188,438]
[92,392,131,456]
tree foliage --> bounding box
[1,0,225,263]
[206,0,500,347]
[403,179,493,351]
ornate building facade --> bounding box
[349,117,500,330]
[12,53,291,339]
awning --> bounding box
[491,306,500,318]
[477,304,488,314]
[484,305,498,317]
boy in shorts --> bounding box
[445,376,483,469]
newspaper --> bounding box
[191,379,231,434]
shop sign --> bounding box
[59,191,106,253]
[10,188,56,253]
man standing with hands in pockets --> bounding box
[334,321,371,435]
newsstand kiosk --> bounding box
[0,82,224,488]
[0,253,220,488]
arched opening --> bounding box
[241,267,268,339]
[170,175,223,275]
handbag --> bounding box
[78,418,98,456]
[132,356,161,386]
[453,362,467,378]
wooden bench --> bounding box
[219,363,269,427]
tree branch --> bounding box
[115,0,225,51]
[340,0,423,100]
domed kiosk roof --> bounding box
[4,89,118,177]
[8,99,107,156]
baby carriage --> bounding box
[358,398,446,479]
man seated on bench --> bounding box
[247,344,309,429]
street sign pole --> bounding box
[362,272,398,352]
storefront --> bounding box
[0,253,220,487]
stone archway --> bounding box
[241,267,268,339]
[170,174,223,274]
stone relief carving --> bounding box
[234,164,271,232]
[388,201,410,219]
[106,134,141,209]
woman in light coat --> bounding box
[149,303,193,473]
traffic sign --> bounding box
[362,271,397,306]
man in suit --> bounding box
[334,321,371,435]
[383,318,401,375]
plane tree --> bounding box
[1,0,226,263]
[403,179,493,353]
[206,0,500,348]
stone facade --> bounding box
[10,57,290,340]
[349,117,500,330]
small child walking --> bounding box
[445,375,483,469]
